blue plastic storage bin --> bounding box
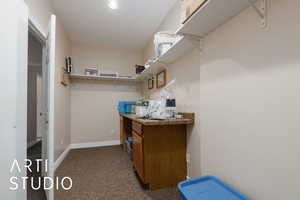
[178,176,250,200]
[118,101,136,114]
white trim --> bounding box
[28,16,46,41]
[70,140,121,149]
[54,145,71,171]
[47,15,57,200]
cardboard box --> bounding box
[181,0,207,24]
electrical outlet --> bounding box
[186,153,191,163]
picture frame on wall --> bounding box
[156,69,167,89]
[148,77,154,89]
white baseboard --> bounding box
[54,145,71,172]
[70,140,120,150]
[53,140,120,172]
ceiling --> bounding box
[51,0,177,50]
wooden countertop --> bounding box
[121,114,194,126]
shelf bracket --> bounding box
[247,0,267,28]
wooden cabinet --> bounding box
[132,121,143,135]
[120,116,133,151]
[120,114,194,190]
[120,116,125,150]
[132,131,144,182]
[132,122,187,190]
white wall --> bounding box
[70,45,143,144]
[144,0,300,199]
[0,0,28,199]
[24,0,71,161]
[200,0,300,199]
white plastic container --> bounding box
[154,32,180,57]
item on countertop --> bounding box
[154,32,181,57]
[131,105,137,114]
[84,67,98,76]
[175,114,183,119]
[136,105,148,118]
[118,101,136,114]
[137,100,149,107]
[136,100,149,118]
[153,79,177,119]
[135,65,145,74]
[181,0,208,24]
[166,99,176,118]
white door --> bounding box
[0,0,28,200]
[42,15,56,200]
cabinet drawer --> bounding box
[133,131,145,182]
[132,121,143,135]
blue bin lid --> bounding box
[178,176,250,200]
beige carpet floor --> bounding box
[55,146,180,200]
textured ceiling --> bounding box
[51,0,177,50]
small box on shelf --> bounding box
[181,0,207,24]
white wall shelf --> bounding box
[138,0,264,80]
[70,74,141,82]
[137,36,200,80]
[176,0,256,37]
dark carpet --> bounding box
[27,141,47,200]
[55,146,180,200]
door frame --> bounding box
[28,17,56,200]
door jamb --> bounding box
[28,18,55,200]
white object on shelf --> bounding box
[176,0,256,37]
[137,36,200,80]
[154,32,181,57]
[159,36,199,64]
[84,67,98,76]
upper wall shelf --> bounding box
[138,36,199,79]
[138,0,265,80]
[70,74,141,82]
[176,0,256,36]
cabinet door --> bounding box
[133,131,144,182]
